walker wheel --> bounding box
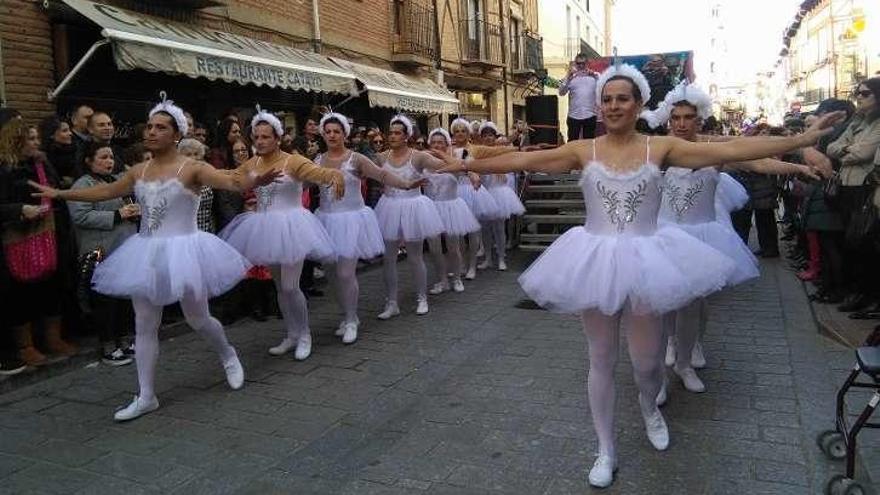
[820,432,847,461]
[817,430,838,449]
[825,475,866,495]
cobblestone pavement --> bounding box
[0,252,875,494]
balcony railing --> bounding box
[459,18,504,67]
[391,1,436,64]
[512,32,543,73]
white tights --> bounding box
[330,257,360,324]
[667,298,707,370]
[582,307,665,458]
[481,218,506,264]
[132,294,236,400]
[383,239,428,302]
[427,235,464,285]
[270,262,309,343]
[463,231,480,273]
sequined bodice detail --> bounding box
[317,154,366,213]
[382,158,422,198]
[659,167,719,225]
[424,171,459,201]
[581,163,662,236]
[254,174,304,212]
[135,179,199,237]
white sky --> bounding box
[612,0,803,86]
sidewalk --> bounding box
[0,252,874,494]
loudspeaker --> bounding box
[526,95,559,145]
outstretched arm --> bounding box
[30,165,137,202]
[354,153,422,190]
[436,141,584,175]
[725,158,819,180]
[661,112,844,169]
[195,161,280,192]
[286,153,345,198]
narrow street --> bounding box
[0,252,874,494]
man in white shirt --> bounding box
[558,53,598,141]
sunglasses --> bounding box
[856,90,873,98]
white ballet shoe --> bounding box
[294,334,312,361]
[674,366,706,393]
[691,342,706,369]
[497,259,507,271]
[341,321,358,344]
[642,407,670,451]
[428,281,449,295]
[415,296,429,315]
[665,338,676,367]
[268,337,295,356]
[656,374,668,407]
[223,354,245,390]
[476,259,491,270]
[451,277,465,293]
[377,300,400,320]
[113,395,159,422]
[588,454,617,488]
[335,317,359,337]
[464,267,476,280]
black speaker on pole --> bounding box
[525,95,559,145]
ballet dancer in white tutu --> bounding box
[434,64,843,488]
[30,94,280,421]
[449,118,500,279]
[475,121,525,271]
[373,115,449,318]
[314,112,423,343]
[219,107,344,361]
[423,128,481,294]
[640,82,818,397]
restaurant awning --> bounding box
[51,0,357,100]
[330,58,459,114]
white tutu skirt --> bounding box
[219,208,336,266]
[316,206,385,260]
[458,183,501,220]
[716,173,749,227]
[374,195,445,242]
[92,232,251,306]
[519,226,736,315]
[665,220,759,287]
[433,198,481,236]
[487,186,525,218]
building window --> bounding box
[393,0,404,35]
[510,16,522,70]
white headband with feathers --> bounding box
[641,81,713,129]
[149,91,188,136]
[595,63,652,107]
[428,128,451,145]
[251,104,284,137]
[450,117,470,132]
[479,121,500,135]
[390,114,415,138]
[319,112,351,137]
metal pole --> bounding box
[311,0,322,53]
[499,0,510,134]
[48,39,110,101]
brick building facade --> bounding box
[1,0,542,133]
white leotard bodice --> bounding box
[659,166,720,225]
[316,152,367,213]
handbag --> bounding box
[76,247,105,313]
[823,171,841,204]
[845,184,879,246]
[2,161,58,282]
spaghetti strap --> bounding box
[141,160,152,179]
[175,159,188,176]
